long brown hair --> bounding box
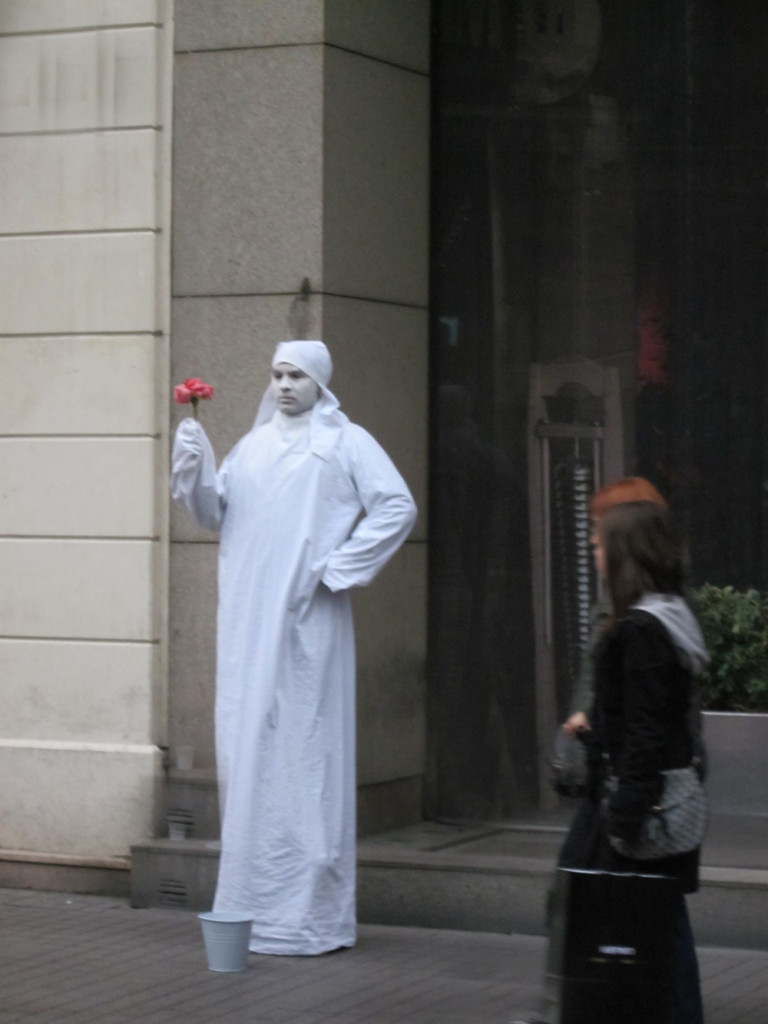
[599,501,685,619]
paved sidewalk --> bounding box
[1,887,766,1023]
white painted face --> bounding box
[270,362,320,416]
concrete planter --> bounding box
[703,711,768,815]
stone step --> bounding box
[356,823,768,952]
[131,838,220,910]
[130,815,768,950]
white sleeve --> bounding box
[170,418,224,531]
[321,426,417,592]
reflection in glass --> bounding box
[430,0,768,819]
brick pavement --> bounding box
[1,888,766,1023]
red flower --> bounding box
[174,377,214,418]
[184,377,215,400]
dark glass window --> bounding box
[430,0,768,818]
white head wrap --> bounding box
[253,340,347,458]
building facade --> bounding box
[2,0,767,891]
[0,0,429,892]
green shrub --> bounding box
[690,584,768,712]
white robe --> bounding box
[171,409,416,954]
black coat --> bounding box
[585,608,701,893]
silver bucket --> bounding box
[198,911,253,972]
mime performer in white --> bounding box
[171,341,417,955]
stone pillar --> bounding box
[0,0,173,883]
[170,0,429,832]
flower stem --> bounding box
[192,397,199,419]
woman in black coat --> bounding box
[515,498,707,1024]
[587,500,707,1023]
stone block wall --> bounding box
[0,0,173,872]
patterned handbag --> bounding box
[605,765,709,860]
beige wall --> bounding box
[0,1,173,865]
[169,0,429,831]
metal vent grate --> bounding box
[166,807,195,839]
[157,879,188,907]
